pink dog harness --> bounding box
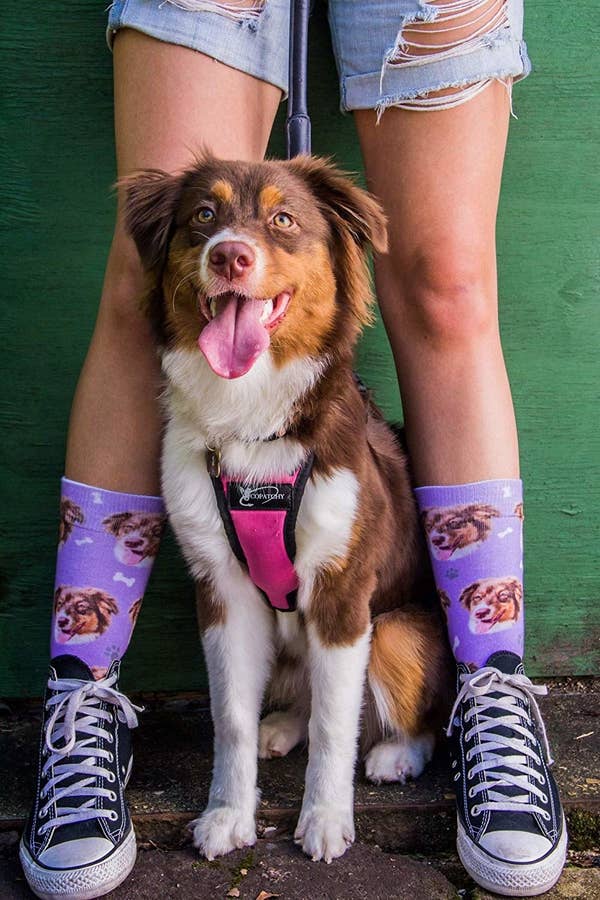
[209,451,314,612]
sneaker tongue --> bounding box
[198,293,270,379]
[50,654,95,681]
[484,650,523,675]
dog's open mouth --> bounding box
[198,290,292,379]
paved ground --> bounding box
[1,835,599,900]
[1,678,598,898]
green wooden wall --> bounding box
[1,2,598,696]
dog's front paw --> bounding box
[189,806,256,860]
[294,805,354,863]
[259,710,307,759]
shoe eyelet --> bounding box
[541,792,548,803]
[451,760,457,768]
[107,733,114,744]
[465,751,473,762]
[39,807,47,819]
[471,805,481,816]
[108,791,117,802]
[468,787,476,799]
[107,751,114,763]
[453,772,461,781]
[538,774,546,786]
[542,811,551,822]
[106,771,116,783]
[109,811,118,822]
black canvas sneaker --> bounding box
[20,656,141,900]
[447,651,567,897]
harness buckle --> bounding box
[206,445,221,478]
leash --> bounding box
[286,0,312,158]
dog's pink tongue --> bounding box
[198,295,270,379]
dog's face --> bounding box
[459,577,522,634]
[53,587,119,644]
[421,503,500,560]
[122,155,387,379]
[59,498,84,545]
[103,512,164,566]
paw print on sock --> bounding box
[103,644,121,662]
[446,567,459,580]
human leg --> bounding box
[21,17,284,899]
[328,0,566,892]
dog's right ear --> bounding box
[119,170,184,271]
[459,582,480,610]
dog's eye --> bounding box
[447,518,462,529]
[271,212,295,229]
[497,591,511,602]
[194,207,216,224]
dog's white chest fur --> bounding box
[160,348,359,618]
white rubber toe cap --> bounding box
[479,830,552,863]
[39,837,114,869]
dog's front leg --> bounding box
[190,587,275,860]
[295,619,371,863]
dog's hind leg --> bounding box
[260,636,309,759]
[190,579,275,860]
[364,607,451,783]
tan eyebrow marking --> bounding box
[259,184,284,210]
[210,180,234,204]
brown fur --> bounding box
[211,179,233,204]
[195,579,226,632]
[128,598,143,627]
[59,498,84,545]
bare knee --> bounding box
[379,248,499,346]
[96,228,153,334]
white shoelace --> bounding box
[38,673,142,835]
[447,667,553,819]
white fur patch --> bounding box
[162,348,326,480]
[295,623,371,862]
[198,227,266,295]
[295,468,360,610]
[365,734,435,784]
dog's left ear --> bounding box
[288,156,388,253]
[118,170,185,271]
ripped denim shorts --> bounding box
[106,0,531,115]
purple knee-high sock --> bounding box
[414,479,524,669]
[51,477,166,679]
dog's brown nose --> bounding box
[208,241,255,280]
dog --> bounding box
[122,154,451,863]
[102,511,165,567]
[421,503,500,560]
[459,576,522,634]
[58,498,84,546]
[53,586,119,644]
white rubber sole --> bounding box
[457,815,568,897]
[19,825,137,900]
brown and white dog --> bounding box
[102,511,165,567]
[421,503,500,561]
[53,586,119,645]
[460,576,522,635]
[123,155,451,863]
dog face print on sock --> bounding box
[53,586,119,645]
[420,503,500,561]
[102,511,165,567]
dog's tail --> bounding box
[367,607,451,739]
